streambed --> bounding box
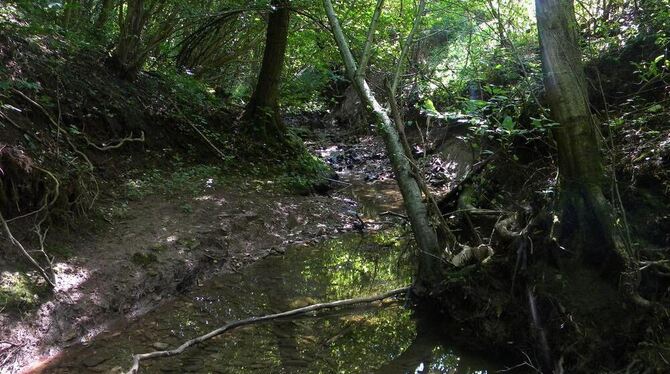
[38,233,502,373]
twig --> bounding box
[0,212,55,288]
[380,211,409,220]
[171,101,228,161]
[125,287,410,373]
[325,178,351,185]
[640,259,670,271]
[85,131,145,151]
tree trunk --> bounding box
[113,0,149,79]
[536,0,611,254]
[536,0,646,304]
[62,0,81,29]
[243,0,290,140]
[323,0,443,287]
[94,0,115,30]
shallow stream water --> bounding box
[36,169,506,374]
[39,232,503,373]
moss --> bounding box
[149,243,168,253]
[131,252,158,268]
[46,243,74,259]
[0,272,40,310]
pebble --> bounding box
[152,342,169,350]
[82,354,109,367]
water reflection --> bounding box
[39,234,500,373]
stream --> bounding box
[38,233,504,373]
[36,152,504,373]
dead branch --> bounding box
[125,287,409,374]
[85,131,145,151]
[12,89,95,171]
[639,260,670,271]
[0,212,55,288]
[380,211,409,220]
[170,101,228,161]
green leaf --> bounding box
[422,99,437,113]
[646,104,663,113]
[502,116,515,131]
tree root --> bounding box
[124,287,409,374]
[84,131,145,151]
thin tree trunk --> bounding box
[243,0,290,139]
[323,0,442,287]
[356,0,384,79]
[94,0,115,30]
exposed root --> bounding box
[12,88,95,171]
[449,244,494,267]
[84,131,145,151]
[124,287,409,374]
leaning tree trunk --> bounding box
[323,0,443,287]
[243,0,290,140]
[536,0,646,304]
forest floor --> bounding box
[0,125,413,373]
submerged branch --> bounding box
[125,287,410,373]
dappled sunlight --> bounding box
[37,233,498,373]
[1,0,667,372]
[52,263,90,294]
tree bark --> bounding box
[243,0,290,140]
[323,0,443,287]
[94,0,115,30]
[536,0,610,253]
[536,0,646,304]
[112,0,177,80]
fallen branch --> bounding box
[85,131,145,151]
[125,286,410,373]
[171,101,228,161]
[0,212,55,288]
[380,211,409,220]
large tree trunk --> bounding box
[536,0,611,255]
[112,0,177,80]
[323,0,443,287]
[113,0,150,79]
[536,0,646,304]
[243,0,290,139]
